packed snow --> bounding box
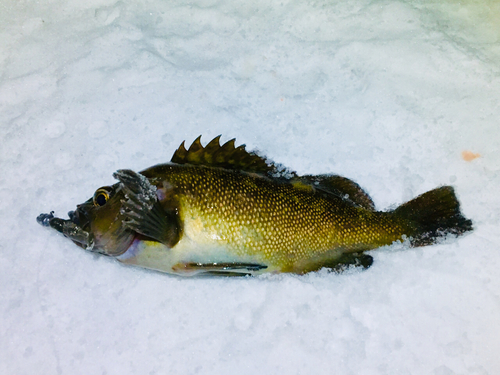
[1,0,499,374]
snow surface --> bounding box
[1,0,500,374]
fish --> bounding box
[37,136,473,276]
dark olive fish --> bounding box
[37,136,472,276]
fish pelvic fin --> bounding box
[393,186,473,246]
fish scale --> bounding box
[37,136,473,276]
[142,164,412,272]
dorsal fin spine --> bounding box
[170,136,283,177]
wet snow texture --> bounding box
[1,0,500,374]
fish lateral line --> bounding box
[37,135,473,276]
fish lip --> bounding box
[37,209,95,250]
[37,207,89,230]
[70,206,91,233]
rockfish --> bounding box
[37,136,472,276]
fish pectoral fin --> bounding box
[113,169,180,247]
[173,262,268,276]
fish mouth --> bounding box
[68,206,90,229]
[37,208,94,250]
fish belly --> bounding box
[115,236,276,276]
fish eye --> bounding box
[93,187,113,207]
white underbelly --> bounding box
[115,236,273,276]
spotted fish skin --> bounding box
[37,136,473,276]
[131,164,412,274]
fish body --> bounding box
[37,136,473,276]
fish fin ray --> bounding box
[185,262,267,271]
[327,253,374,272]
[201,271,252,277]
[178,262,267,275]
[113,169,180,247]
[393,186,473,246]
[171,135,296,178]
[296,175,376,210]
[293,251,373,274]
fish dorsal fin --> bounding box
[298,175,376,210]
[170,137,373,208]
[171,136,294,177]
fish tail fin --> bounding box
[393,186,473,246]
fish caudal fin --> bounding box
[393,186,473,246]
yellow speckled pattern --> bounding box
[142,164,414,273]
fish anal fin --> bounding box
[328,252,374,272]
[291,249,373,274]
[299,174,376,210]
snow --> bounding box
[1,0,499,374]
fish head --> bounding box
[38,183,134,256]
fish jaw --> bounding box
[37,211,95,250]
